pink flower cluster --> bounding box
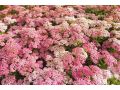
[0,5,120,85]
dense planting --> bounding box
[0,5,120,85]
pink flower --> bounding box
[73,78,92,85]
[0,38,21,59]
[1,75,16,85]
[0,60,9,76]
[83,43,100,63]
[72,47,88,64]
[101,50,117,67]
[33,68,65,85]
[62,53,74,70]
[0,5,120,85]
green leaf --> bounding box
[107,77,120,85]
[64,40,83,52]
[73,40,83,47]
[107,47,116,53]
[64,44,76,52]
[97,58,108,69]
[98,15,105,20]
[67,69,72,78]
[0,75,5,85]
[117,59,120,62]
[9,10,19,15]
[91,37,109,45]
[23,5,30,9]
[0,5,7,11]
[85,8,108,16]
[90,76,94,81]
[0,32,5,35]
[10,70,25,80]
[0,14,5,20]
[51,21,59,26]
[0,75,5,81]
[84,54,94,66]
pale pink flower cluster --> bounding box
[0,5,120,85]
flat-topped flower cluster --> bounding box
[0,5,120,85]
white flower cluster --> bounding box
[4,17,16,24]
[0,22,7,33]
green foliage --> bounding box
[91,37,109,45]
[97,58,108,69]
[0,75,5,85]
[0,14,5,20]
[0,45,4,49]
[0,5,6,11]
[0,32,3,34]
[23,5,30,9]
[67,69,75,81]
[117,59,120,62]
[10,22,17,26]
[106,27,114,32]
[85,8,108,16]
[64,40,83,52]
[0,32,5,35]
[73,40,83,47]
[9,9,19,15]
[10,70,25,80]
[98,15,105,20]
[84,54,94,66]
[107,47,116,53]
[107,77,120,85]
[67,69,72,78]
[85,8,110,20]
[0,75,5,80]
[51,21,59,26]
[64,44,75,52]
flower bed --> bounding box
[0,5,120,85]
